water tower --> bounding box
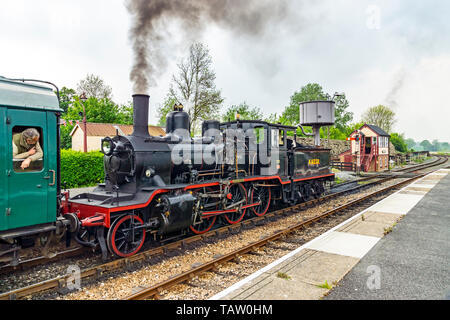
[298,97,339,146]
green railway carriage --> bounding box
[0,76,62,235]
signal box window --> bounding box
[12,126,44,172]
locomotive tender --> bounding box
[0,77,335,263]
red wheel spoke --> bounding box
[224,184,247,224]
[107,215,145,258]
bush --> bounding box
[391,133,408,153]
[61,150,105,188]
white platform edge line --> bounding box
[209,171,440,300]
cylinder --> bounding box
[132,94,150,138]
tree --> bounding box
[441,142,450,151]
[59,87,76,113]
[77,74,113,100]
[391,133,408,153]
[60,125,75,150]
[405,138,416,150]
[431,140,441,152]
[280,84,353,142]
[165,43,224,133]
[156,95,179,127]
[65,97,131,124]
[361,105,396,133]
[334,94,354,131]
[264,113,279,124]
[222,102,263,122]
[116,101,134,125]
[58,80,133,149]
[281,83,329,126]
[420,140,433,151]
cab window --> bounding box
[279,130,285,146]
[254,127,265,144]
[286,130,296,149]
[12,126,44,173]
[271,129,279,148]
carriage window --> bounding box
[12,126,44,172]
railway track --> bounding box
[331,157,440,190]
[0,157,446,300]
[1,157,441,275]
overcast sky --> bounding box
[1,0,449,142]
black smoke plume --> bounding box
[126,0,288,94]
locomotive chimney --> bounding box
[132,94,151,138]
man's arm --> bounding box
[28,142,43,162]
[12,141,30,159]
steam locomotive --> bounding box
[64,94,335,258]
[0,77,334,264]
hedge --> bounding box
[61,150,105,188]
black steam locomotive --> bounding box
[64,95,334,258]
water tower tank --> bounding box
[300,101,335,126]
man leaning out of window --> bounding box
[12,128,43,170]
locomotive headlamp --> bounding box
[101,137,115,156]
[145,168,155,178]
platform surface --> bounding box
[325,169,450,300]
[210,169,450,300]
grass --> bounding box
[383,216,405,236]
[383,226,393,235]
[335,177,345,185]
[316,281,332,289]
[277,272,291,280]
[384,222,399,235]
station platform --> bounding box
[210,168,450,300]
